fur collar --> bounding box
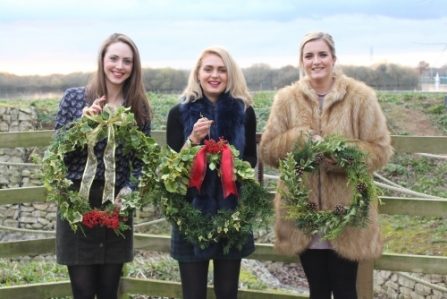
[180,92,246,156]
[300,74,349,109]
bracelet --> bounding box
[188,136,200,146]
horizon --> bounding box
[2,0,447,76]
[1,59,438,77]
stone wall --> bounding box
[375,271,447,299]
[0,106,57,230]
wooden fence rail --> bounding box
[1,130,447,299]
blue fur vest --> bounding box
[180,92,246,258]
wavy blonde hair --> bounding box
[182,46,253,109]
[298,31,342,79]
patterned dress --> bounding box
[54,87,151,265]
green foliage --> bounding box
[35,105,161,235]
[0,256,268,297]
[147,92,180,130]
[252,91,276,130]
[380,153,447,198]
[152,142,272,254]
[417,94,428,100]
[279,134,378,240]
[0,259,69,287]
[427,104,446,114]
[402,93,413,101]
[127,256,181,282]
[380,215,447,256]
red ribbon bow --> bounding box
[188,141,239,199]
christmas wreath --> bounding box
[278,134,379,240]
[36,104,160,236]
[152,138,272,254]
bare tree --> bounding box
[417,61,430,76]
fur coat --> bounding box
[259,74,394,261]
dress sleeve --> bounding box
[55,89,76,130]
[243,106,257,168]
[166,104,186,152]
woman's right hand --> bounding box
[312,135,337,164]
[189,117,214,144]
[82,96,106,116]
[312,134,324,142]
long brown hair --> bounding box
[85,33,152,125]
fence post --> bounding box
[357,259,374,299]
[118,264,129,299]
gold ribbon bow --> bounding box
[79,104,134,204]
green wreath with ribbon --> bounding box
[152,138,272,254]
[35,104,160,236]
[278,134,379,240]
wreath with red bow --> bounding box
[153,138,272,254]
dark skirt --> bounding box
[170,226,255,263]
[56,180,134,266]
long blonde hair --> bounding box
[86,33,152,125]
[182,46,253,109]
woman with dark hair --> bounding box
[54,33,151,299]
[259,31,393,299]
[166,46,257,299]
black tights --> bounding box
[67,264,124,299]
[178,259,241,299]
[300,249,359,299]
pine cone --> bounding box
[294,165,304,177]
[306,202,318,211]
[346,156,354,165]
[356,182,367,193]
[314,152,325,164]
[334,204,346,215]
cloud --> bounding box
[2,0,446,23]
[1,1,447,75]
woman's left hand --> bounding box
[114,187,132,208]
[325,156,337,164]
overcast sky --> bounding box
[1,0,447,75]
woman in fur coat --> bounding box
[259,32,393,299]
[166,46,257,299]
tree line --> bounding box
[0,62,430,94]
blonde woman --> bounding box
[166,46,256,299]
[259,32,393,299]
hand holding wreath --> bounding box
[278,134,379,240]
